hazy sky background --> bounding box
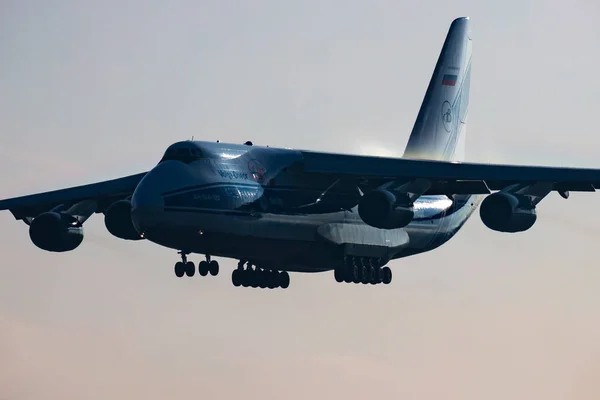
[2,1,600,399]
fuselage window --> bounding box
[159,147,204,164]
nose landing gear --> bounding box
[174,252,194,278]
[174,252,219,278]
[198,255,219,277]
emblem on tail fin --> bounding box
[441,101,453,132]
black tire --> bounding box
[279,271,290,289]
[240,269,249,287]
[343,264,352,283]
[334,268,344,283]
[174,262,185,278]
[369,267,377,284]
[382,267,392,284]
[268,271,278,288]
[209,260,219,276]
[352,265,360,283]
[232,269,241,287]
[361,265,369,284]
[250,270,259,288]
[198,261,209,276]
[257,270,266,289]
[185,261,195,277]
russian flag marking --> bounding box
[442,74,458,86]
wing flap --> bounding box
[0,172,146,220]
[300,151,600,193]
[553,182,597,192]
[427,180,491,195]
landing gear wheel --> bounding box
[334,268,344,283]
[254,270,263,288]
[232,269,241,287]
[352,265,360,283]
[382,267,392,285]
[250,269,259,288]
[279,271,290,289]
[268,271,278,289]
[208,260,219,276]
[174,262,185,278]
[198,261,209,276]
[344,265,352,283]
[185,261,195,277]
[240,269,250,287]
[369,267,378,284]
[361,265,369,284]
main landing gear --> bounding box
[231,260,290,289]
[334,257,392,285]
[174,252,219,278]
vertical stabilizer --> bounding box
[403,17,472,161]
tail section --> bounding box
[403,17,472,162]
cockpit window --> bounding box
[159,147,204,164]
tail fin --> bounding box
[403,17,472,162]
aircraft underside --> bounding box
[140,197,480,289]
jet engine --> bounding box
[29,212,84,252]
[358,189,414,229]
[104,200,143,240]
[479,192,537,233]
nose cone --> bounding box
[130,169,166,235]
[131,160,195,235]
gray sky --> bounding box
[2,1,600,399]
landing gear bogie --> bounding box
[334,256,392,286]
[232,261,290,289]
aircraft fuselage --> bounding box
[130,141,482,272]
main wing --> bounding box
[0,172,147,222]
[297,150,600,232]
[300,151,600,194]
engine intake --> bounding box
[104,200,143,240]
[479,192,537,233]
[29,212,84,252]
[358,189,414,229]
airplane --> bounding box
[2,16,600,290]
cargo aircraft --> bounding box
[2,17,600,289]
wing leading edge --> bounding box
[0,172,147,221]
[3,151,598,221]
[299,151,600,194]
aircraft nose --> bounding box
[130,167,166,235]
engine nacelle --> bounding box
[358,189,414,229]
[479,192,537,233]
[29,212,84,252]
[104,200,143,240]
